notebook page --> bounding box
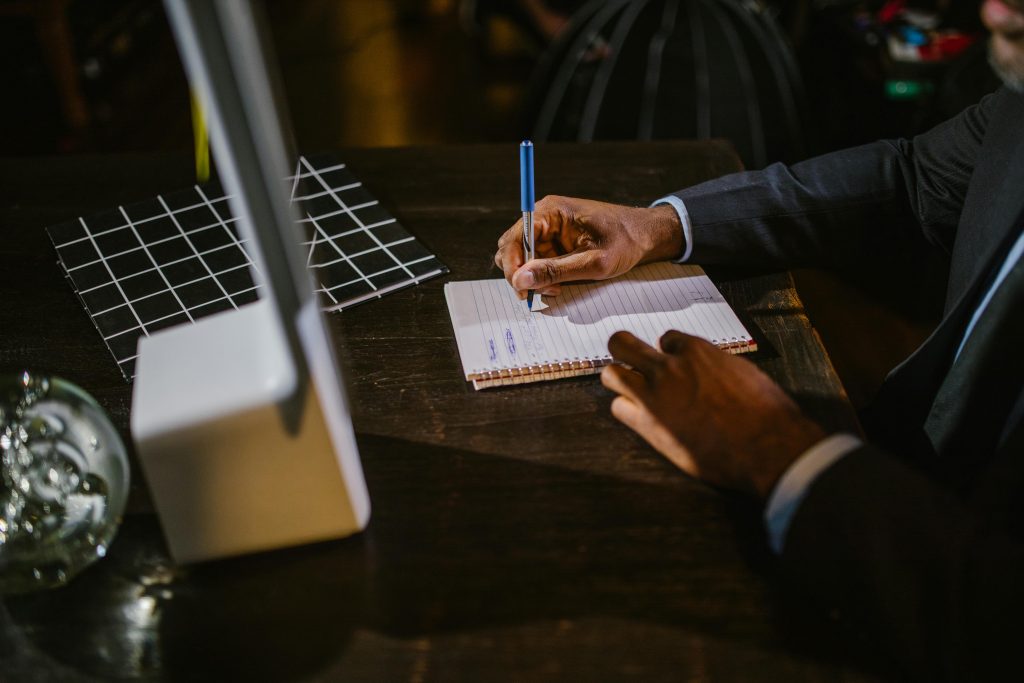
[445,262,754,381]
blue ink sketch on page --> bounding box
[488,339,498,362]
[505,329,517,356]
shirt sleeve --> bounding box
[764,433,863,554]
[650,195,693,263]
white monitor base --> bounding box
[130,301,369,564]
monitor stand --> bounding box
[131,299,369,564]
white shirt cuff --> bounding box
[764,433,863,555]
[650,195,693,263]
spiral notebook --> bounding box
[445,262,756,390]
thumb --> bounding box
[512,250,608,289]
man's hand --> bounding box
[600,331,826,499]
[494,196,683,299]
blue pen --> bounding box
[520,140,535,311]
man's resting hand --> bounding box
[601,330,826,499]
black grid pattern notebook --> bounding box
[47,154,447,380]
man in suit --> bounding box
[494,2,1024,680]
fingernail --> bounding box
[518,270,536,287]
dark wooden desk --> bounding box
[0,143,884,682]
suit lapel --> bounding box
[945,95,1024,311]
[925,245,1024,485]
[863,91,1024,455]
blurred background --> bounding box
[0,0,1003,161]
[0,0,1008,405]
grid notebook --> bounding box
[47,154,447,380]
[445,262,756,390]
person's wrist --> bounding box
[638,204,684,263]
[748,417,827,500]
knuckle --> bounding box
[647,351,670,376]
[540,260,561,283]
[540,194,573,218]
[590,251,612,276]
[663,355,684,376]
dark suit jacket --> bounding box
[671,87,1024,682]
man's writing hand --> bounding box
[600,331,826,499]
[494,196,683,299]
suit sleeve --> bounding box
[780,444,1024,682]
[670,89,1004,269]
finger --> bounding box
[539,284,561,296]
[600,364,648,404]
[495,221,528,299]
[512,249,607,290]
[495,219,525,280]
[659,330,698,355]
[611,397,699,478]
[532,196,570,240]
[609,395,645,432]
[607,331,665,376]
[527,196,599,260]
[536,242,561,259]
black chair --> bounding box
[528,0,806,169]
